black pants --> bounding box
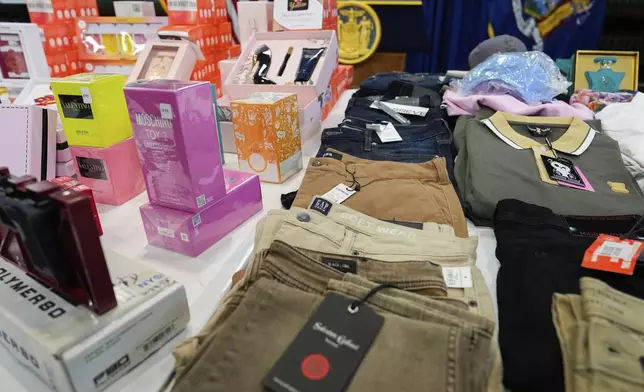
[494,199,644,392]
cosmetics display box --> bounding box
[51,73,133,148]
[127,39,204,83]
[0,105,57,180]
[140,169,262,257]
[70,137,145,205]
[0,80,28,104]
[0,251,189,392]
[0,23,50,83]
[124,80,226,212]
[230,92,303,183]
[238,1,274,49]
[273,0,324,31]
[224,31,338,110]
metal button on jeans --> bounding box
[312,160,322,167]
[468,300,478,307]
[296,212,311,222]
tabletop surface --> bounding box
[0,90,501,392]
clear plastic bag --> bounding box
[452,51,571,104]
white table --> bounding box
[0,90,501,391]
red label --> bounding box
[582,234,644,275]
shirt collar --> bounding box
[481,112,596,156]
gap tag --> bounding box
[322,184,356,204]
[263,293,384,392]
[369,101,429,117]
[541,156,585,187]
[310,197,332,216]
[375,122,402,143]
[442,267,473,288]
[582,234,644,275]
[322,257,357,274]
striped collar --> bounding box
[481,112,596,156]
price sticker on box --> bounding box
[160,103,173,120]
[80,87,92,104]
[582,234,644,275]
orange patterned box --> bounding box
[230,92,302,183]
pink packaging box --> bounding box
[124,80,227,213]
[224,30,338,110]
[140,169,263,257]
[70,137,146,205]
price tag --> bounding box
[80,87,92,104]
[442,267,473,288]
[160,103,173,120]
[375,122,402,143]
[322,184,356,204]
[157,226,175,238]
[369,101,429,117]
[582,234,644,275]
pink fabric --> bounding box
[443,90,594,120]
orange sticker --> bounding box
[582,234,644,275]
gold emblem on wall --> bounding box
[338,1,381,64]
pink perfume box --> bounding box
[140,169,263,257]
[124,80,227,212]
[127,39,204,83]
[70,137,146,205]
[224,30,338,109]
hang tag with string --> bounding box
[582,234,644,275]
[322,184,357,204]
[367,122,402,143]
[263,287,389,392]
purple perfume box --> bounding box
[124,80,226,212]
[140,169,263,256]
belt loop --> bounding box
[434,158,449,184]
[364,129,372,152]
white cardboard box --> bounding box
[238,1,273,50]
[0,251,190,392]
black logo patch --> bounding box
[288,0,308,11]
[77,157,108,180]
[58,94,94,119]
[322,257,357,274]
[322,150,343,161]
[310,197,332,216]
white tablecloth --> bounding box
[0,90,501,392]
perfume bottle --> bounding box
[585,56,624,93]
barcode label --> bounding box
[142,324,176,353]
[598,241,634,259]
[157,227,175,238]
[442,267,473,288]
[27,0,54,13]
[168,0,197,11]
[192,213,202,227]
[196,194,206,207]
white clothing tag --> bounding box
[322,184,357,204]
[80,87,92,104]
[370,101,429,117]
[376,122,403,143]
[160,103,173,120]
[442,267,473,288]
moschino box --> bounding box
[0,251,189,392]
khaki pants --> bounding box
[173,276,495,392]
[292,150,468,237]
[553,278,644,392]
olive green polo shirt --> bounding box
[454,111,644,225]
